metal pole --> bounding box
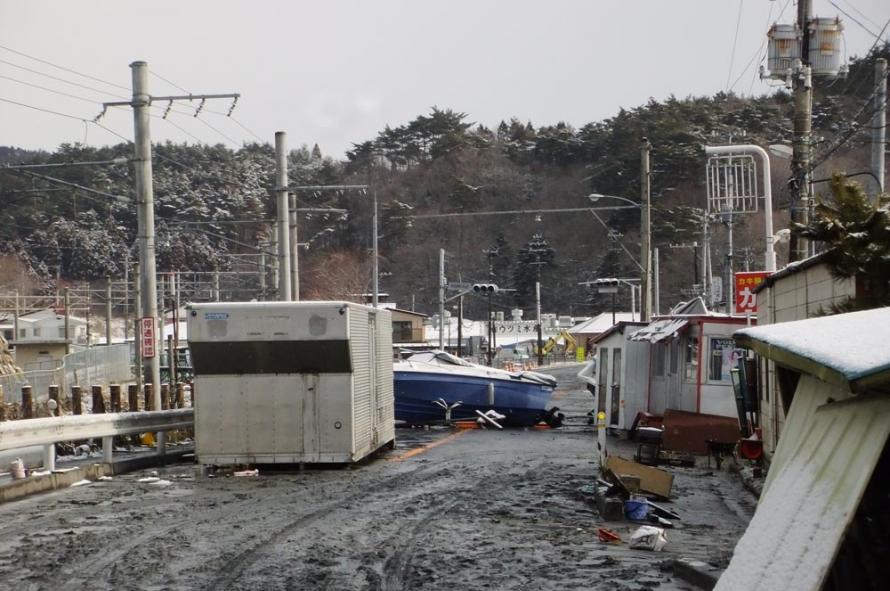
[13,290,18,345]
[536,281,543,366]
[727,211,734,314]
[172,272,179,385]
[130,61,162,416]
[289,192,299,301]
[640,138,652,321]
[271,224,279,292]
[275,131,292,301]
[213,270,220,302]
[872,58,887,197]
[372,189,379,307]
[438,248,445,350]
[457,295,463,357]
[653,247,660,316]
[258,241,267,299]
[790,0,812,262]
[105,276,112,346]
[64,288,70,355]
[487,290,493,367]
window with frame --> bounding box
[708,337,740,382]
[685,337,699,381]
[669,340,679,375]
[654,343,667,376]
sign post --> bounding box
[140,316,156,359]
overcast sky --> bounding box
[1,0,888,158]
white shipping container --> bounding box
[187,301,394,465]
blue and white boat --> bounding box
[393,351,557,426]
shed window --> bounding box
[685,337,699,381]
[654,344,667,376]
[708,337,742,382]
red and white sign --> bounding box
[735,272,770,315]
[140,316,156,358]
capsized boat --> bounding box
[393,351,557,426]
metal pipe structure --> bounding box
[872,58,887,197]
[640,138,652,321]
[704,145,777,272]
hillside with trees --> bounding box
[1,45,887,320]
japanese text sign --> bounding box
[734,271,770,315]
[140,316,156,358]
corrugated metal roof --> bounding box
[735,307,890,392]
[628,318,689,343]
[568,312,636,334]
[715,376,890,591]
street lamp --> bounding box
[587,193,651,321]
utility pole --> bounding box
[653,248,660,317]
[275,132,292,301]
[790,0,813,261]
[133,263,142,393]
[63,288,70,355]
[873,58,887,197]
[438,248,445,350]
[372,189,379,308]
[258,240,267,298]
[457,295,463,357]
[640,138,652,321]
[99,61,239,420]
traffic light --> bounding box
[473,283,498,294]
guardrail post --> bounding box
[43,443,55,472]
[127,384,139,411]
[48,385,61,416]
[160,384,170,410]
[102,436,113,463]
[144,383,153,411]
[22,385,34,419]
[91,385,106,413]
[110,384,122,413]
[71,386,83,415]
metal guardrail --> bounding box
[0,409,193,472]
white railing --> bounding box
[0,409,193,471]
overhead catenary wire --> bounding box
[725,0,745,92]
[0,44,130,91]
[829,0,882,40]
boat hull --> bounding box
[394,369,554,426]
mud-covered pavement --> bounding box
[0,364,754,590]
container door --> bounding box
[597,347,609,413]
[369,314,379,447]
[610,348,621,426]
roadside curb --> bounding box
[0,446,193,503]
[672,557,720,590]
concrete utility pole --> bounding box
[101,61,238,422]
[872,58,887,197]
[130,63,161,412]
[640,138,653,321]
[133,263,142,393]
[275,132,292,301]
[372,189,379,308]
[536,281,543,366]
[653,248,660,317]
[790,0,813,262]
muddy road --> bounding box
[0,364,754,590]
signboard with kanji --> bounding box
[140,316,156,358]
[734,271,770,315]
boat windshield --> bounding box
[408,351,474,367]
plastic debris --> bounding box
[137,476,160,483]
[98,476,113,481]
[625,498,650,521]
[597,528,622,543]
[9,459,26,480]
[70,480,93,487]
[629,526,668,551]
[234,469,259,477]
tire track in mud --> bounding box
[204,460,455,591]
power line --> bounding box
[0,44,130,91]
[150,70,190,94]
[725,0,745,92]
[0,74,105,105]
[0,58,129,100]
[0,95,89,122]
[829,0,881,40]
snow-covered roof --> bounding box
[734,307,890,393]
[629,318,689,343]
[568,312,636,334]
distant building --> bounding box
[8,308,87,371]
